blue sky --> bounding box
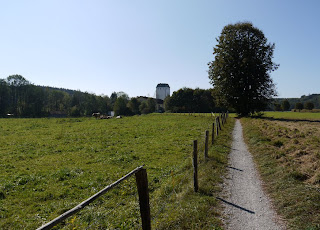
[0,1,319,98]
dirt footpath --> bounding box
[220,119,286,230]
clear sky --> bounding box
[0,1,319,98]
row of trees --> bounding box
[0,75,112,117]
[273,100,315,111]
[294,102,314,111]
[113,96,157,116]
[0,75,220,117]
[164,88,215,113]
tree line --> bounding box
[0,75,112,117]
[164,88,216,113]
[0,75,218,118]
[273,100,315,112]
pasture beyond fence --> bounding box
[37,112,229,230]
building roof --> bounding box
[156,83,170,88]
[137,96,164,104]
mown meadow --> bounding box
[242,112,320,229]
[262,111,320,120]
[0,114,234,229]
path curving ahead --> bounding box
[220,119,285,230]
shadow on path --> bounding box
[227,166,243,172]
[216,197,255,214]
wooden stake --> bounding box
[193,140,198,192]
[205,130,209,160]
[216,118,219,136]
[212,123,215,145]
[135,169,151,230]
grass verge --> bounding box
[241,117,320,230]
[152,117,235,229]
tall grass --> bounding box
[242,117,320,229]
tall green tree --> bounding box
[0,79,10,116]
[113,96,129,116]
[146,98,156,113]
[208,22,279,116]
[127,98,140,115]
[274,103,282,111]
[281,100,290,111]
[305,102,314,110]
[295,102,303,111]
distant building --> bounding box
[156,83,170,100]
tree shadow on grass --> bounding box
[253,116,320,123]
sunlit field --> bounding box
[262,111,320,120]
[0,114,234,229]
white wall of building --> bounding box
[156,84,170,100]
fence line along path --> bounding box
[219,119,286,230]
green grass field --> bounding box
[262,111,320,120]
[0,114,234,229]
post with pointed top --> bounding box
[135,168,151,230]
[193,140,198,192]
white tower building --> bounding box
[156,83,170,100]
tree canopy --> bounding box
[281,100,290,111]
[164,88,215,113]
[295,102,303,111]
[304,102,314,110]
[208,22,279,116]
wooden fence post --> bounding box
[135,169,151,230]
[218,117,222,131]
[212,123,214,145]
[205,130,209,160]
[216,118,219,136]
[193,140,198,192]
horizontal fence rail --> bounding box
[37,165,148,230]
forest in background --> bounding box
[0,75,217,117]
[1,74,319,118]
[0,75,112,117]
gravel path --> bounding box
[220,119,285,230]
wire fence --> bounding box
[36,112,229,230]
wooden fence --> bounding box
[37,112,229,229]
[192,112,229,192]
[37,166,151,230]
